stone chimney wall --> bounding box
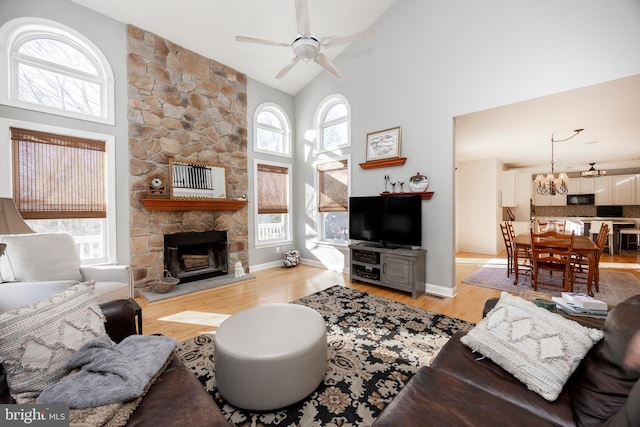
[127,25,248,292]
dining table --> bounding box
[512,232,600,296]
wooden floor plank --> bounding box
[135,250,640,342]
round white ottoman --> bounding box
[214,303,327,411]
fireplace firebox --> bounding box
[164,230,228,283]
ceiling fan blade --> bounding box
[321,30,375,48]
[314,53,342,78]
[235,35,290,48]
[275,57,300,79]
[295,0,311,35]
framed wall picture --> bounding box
[169,159,227,200]
[366,126,402,161]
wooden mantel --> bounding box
[141,198,247,211]
[379,191,434,200]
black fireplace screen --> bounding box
[164,230,228,283]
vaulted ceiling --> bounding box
[71,0,640,174]
[70,0,398,95]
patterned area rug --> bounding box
[176,285,473,427]
[462,266,640,306]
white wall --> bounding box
[0,0,130,264]
[456,158,502,255]
[246,78,296,269]
[293,0,640,295]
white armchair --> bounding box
[0,233,133,312]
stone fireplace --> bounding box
[127,25,248,293]
[164,230,228,283]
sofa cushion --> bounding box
[460,292,603,401]
[2,234,83,282]
[569,295,640,426]
[0,280,77,312]
[372,366,558,427]
[432,332,576,426]
[0,281,105,403]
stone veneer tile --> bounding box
[127,25,248,292]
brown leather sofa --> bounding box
[0,299,234,427]
[373,295,640,427]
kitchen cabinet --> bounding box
[613,175,636,205]
[594,174,636,205]
[566,177,596,195]
[566,179,581,194]
[580,178,596,194]
[595,176,612,205]
[501,171,519,207]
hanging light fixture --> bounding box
[535,129,583,196]
[580,162,607,178]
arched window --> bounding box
[254,103,291,157]
[0,18,114,124]
[316,94,350,152]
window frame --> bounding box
[253,102,292,158]
[0,118,117,264]
[315,94,351,153]
[0,17,115,125]
[315,155,351,247]
[254,159,293,248]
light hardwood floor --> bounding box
[135,249,640,343]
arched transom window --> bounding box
[317,94,350,152]
[254,103,291,157]
[0,18,114,124]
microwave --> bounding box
[566,194,595,205]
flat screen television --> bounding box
[349,195,422,247]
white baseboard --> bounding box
[250,260,284,272]
[424,282,457,298]
[250,257,349,274]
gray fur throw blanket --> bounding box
[37,334,176,408]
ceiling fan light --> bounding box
[292,37,320,61]
[580,163,607,177]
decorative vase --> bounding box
[409,172,429,192]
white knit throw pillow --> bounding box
[0,281,105,403]
[461,292,603,401]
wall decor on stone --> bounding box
[127,25,248,293]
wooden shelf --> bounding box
[359,157,407,169]
[379,191,434,200]
[141,198,247,211]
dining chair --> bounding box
[554,220,567,233]
[537,219,566,233]
[573,222,609,293]
[589,220,614,254]
[506,221,531,276]
[530,230,576,292]
[500,222,514,277]
[536,219,549,233]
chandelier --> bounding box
[580,162,607,178]
[535,129,583,196]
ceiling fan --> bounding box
[235,0,374,79]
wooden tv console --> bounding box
[349,244,426,299]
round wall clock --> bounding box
[146,174,167,198]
